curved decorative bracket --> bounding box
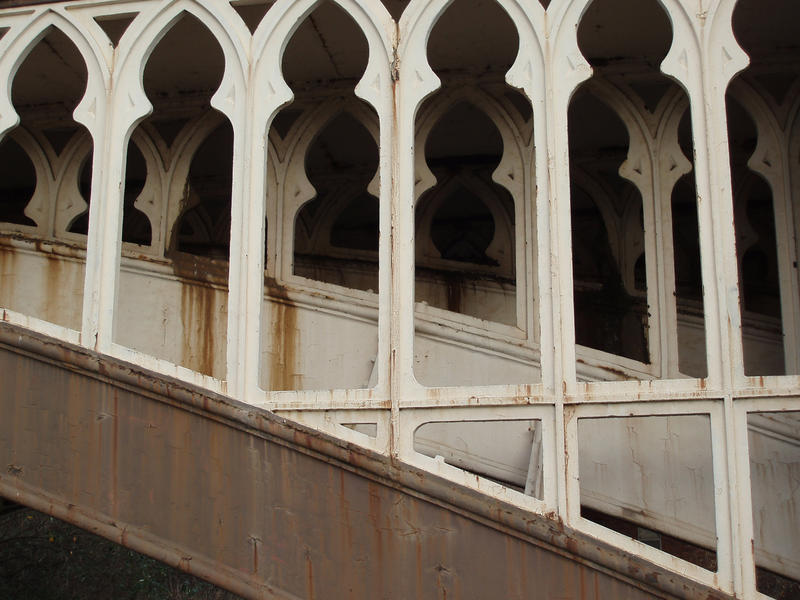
[705,0,750,94]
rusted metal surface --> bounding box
[0,322,731,599]
[0,0,72,7]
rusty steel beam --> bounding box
[0,322,731,599]
[0,0,67,7]
[0,0,66,9]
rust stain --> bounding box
[179,281,217,377]
[42,252,65,325]
[504,535,514,593]
[250,536,259,575]
[445,273,463,314]
[111,390,118,518]
[579,566,587,598]
[435,563,450,600]
[96,393,104,496]
[519,539,528,593]
[305,548,314,600]
[565,535,579,555]
[178,555,192,574]
[415,537,423,597]
[339,470,353,553]
[368,482,383,569]
[169,251,228,378]
[266,277,298,391]
[0,249,9,294]
[0,248,16,311]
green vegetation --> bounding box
[0,503,243,600]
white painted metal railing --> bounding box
[0,0,798,597]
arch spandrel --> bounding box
[568,166,623,267]
[413,89,529,205]
[0,8,110,143]
[415,172,516,275]
[251,0,394,135]
[725,80,785,191]
[281,102,381,283]
[124,130,166,254]
[163,112,229,254]
[283,101,380,205]
[3,127,50,232]
[583,80,656,194]
[52,133,94,239]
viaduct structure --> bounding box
[0,0,798,597]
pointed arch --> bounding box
[550,0,701,100]
[252,0,393,134]
[398,0,545,105]
[112,0,248,138]
[283,100,380,224]
[53,132,94,238]
[413,88,528,209]
[285,103,380,287]
[0,8,109,142]
[415,170,515,274]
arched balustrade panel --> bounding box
[0,135,36,227]
[409,0,539,389]
[0,24,98,333]
[251,0,392,122]
[57,135,93,240]
[567,0,707,382]
[292,111,380,294]
[415,100,518,326]
[394,0,546,398]
[726,0,800,379]
[670,170,707,378]
[564,0,722,573]
[723,8,800,590]
[257,1,382,393]
[66,134,151,248]
[112,13,232,381]
[242,0,393,400]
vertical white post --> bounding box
[394,1,451,456]
[685,0,751,593]
[81,83,142,354]
[545,1,593,519]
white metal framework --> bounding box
[0,0,798,597]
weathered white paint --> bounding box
[0,1,799,597]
